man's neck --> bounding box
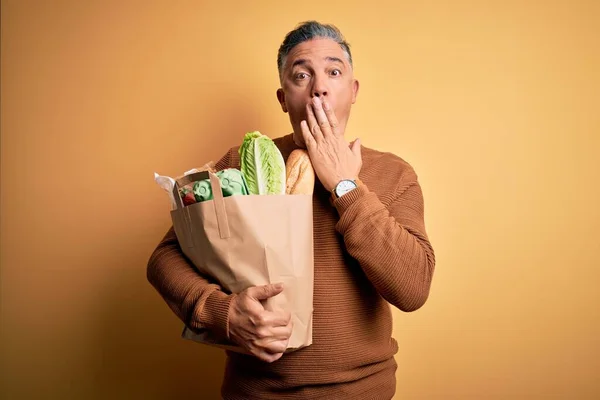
[292,133,305,149]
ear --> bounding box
[276,88,288,113]
[351,79,360,104]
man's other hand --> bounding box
[228,283,293,363]
[300,96,362,192]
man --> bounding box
[147,20,436,399]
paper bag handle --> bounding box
[172,171,231,240]
[208,172,231,239]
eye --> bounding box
[295,72,310,80]
[330,69,342,76]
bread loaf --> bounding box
[285,149,315,195]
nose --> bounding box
[311,74,328,98]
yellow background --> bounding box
[2,1,599,399]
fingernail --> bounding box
[274,283,283,290]
[312,96,321,106]
[322,100,330,110]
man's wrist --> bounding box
[331,179,368,214]
[332,179,359,199]
[200,290,237,340]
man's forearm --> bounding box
[147,227,236,339]
[334,180,436,312]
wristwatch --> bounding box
[333,179,358,198]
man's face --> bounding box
[277,38,359,146]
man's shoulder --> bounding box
[357,145,419,203]
[229,145,242,165]
[361,145,417,181]
[215,144,241,170]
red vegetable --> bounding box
[182,191,196,206]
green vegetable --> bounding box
[239,131,285,195]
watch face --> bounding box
[335,180,357,197]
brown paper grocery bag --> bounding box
[170,170,314,353]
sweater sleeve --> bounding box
[333,170,436,312]
[146,148,237,339]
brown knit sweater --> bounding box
[147,133,436,399]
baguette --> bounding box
[285,149,315,195]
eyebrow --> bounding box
[291,56,345,69]
[325,56,344,65]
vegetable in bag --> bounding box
[239,131,286,195]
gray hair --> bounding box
[277,21,353,81]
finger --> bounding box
[247,283,284,302]
[263,339,288,355]
[321,98,341,136]
[311,96,333,137]
[255,325,291,341]
[259,351,283,363]
[306,103,322,142]
[268,325,293,340]
[300,120,316,149]
[261,309,291,327]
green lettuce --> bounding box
[239,131,286,195]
